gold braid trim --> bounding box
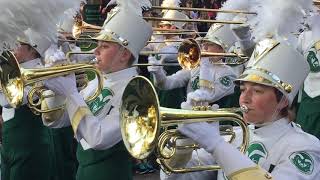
[227,166,273,180]
[71,107,91,133]
[199,79,214,90]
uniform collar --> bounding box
[103,67,138,81]
[20,58,43,69]
[250,118,291,137]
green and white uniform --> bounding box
[161,118,320,180]
[44,67,138,180]
[1,58,54,180]
[296,17,320,139]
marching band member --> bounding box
[1,28,54,180]
[163,37,320,180]
[145,0,190,52]
[57,9,96,64]
[41,6,153,180]
[162,1,319,180]
[148,24,238,108]
[296,12,320,139]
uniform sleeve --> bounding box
[208,72,236,103]
[270,145,320,180]
[161,149,217,180]
[188,64,237,103]
[155,69,191,90]
[74,104,121,150]
[62,88,122,150]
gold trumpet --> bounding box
[120,76,249,173]
[139,38,249,70]
[152,6,257,15]
[0,51,103,113]
[178,38,249,69]
[72,18,102,38]
[144,17,245,24]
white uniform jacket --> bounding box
[1,58,43,122]
[156,63,237,101]
[43,67,138,151]
[161,118,320,180]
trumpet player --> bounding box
[57,9,96,64]
[162,38,320,180]
[0,28,54,180]
[296,10,320,140]
[148,23,238,109]
[163,1,320,179]
[41,6,153,180]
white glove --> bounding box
[230,15,255,57]
[178,122,223,153]
[44,45,67,67]
[187,89,210,103]
[159,45,178,63]
[180,100,193,110]
[147,56,164,74]
[44,73,78,97]
[230,15,251,40]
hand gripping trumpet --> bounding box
[120,76,249,174]
[0,51,103,114]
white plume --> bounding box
[0,0,81,52]
[161,0,181,14]
[216,0,250,21]
[252,0,313,43]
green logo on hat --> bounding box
[246,142,268,164]
[289,151,314,174]
[87,88,114,115]
[191,76,200,91]
[219,76,232,87]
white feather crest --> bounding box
[0,0,81,53]
[161,0,181,14]
[251,0,313,44]
[216,0,250,21]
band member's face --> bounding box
[201,42,224,62]
[14,43,36,63]
[94,41,126,73]
[239,82,287,124]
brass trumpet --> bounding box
[177,38,249,69]
[139,38,249,69]
[152,6,257,15]
[0,51,103,113]
[144,17,245,25]
[120,76,249,173]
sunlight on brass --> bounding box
[0,51,103,114]
[120,76,249,174]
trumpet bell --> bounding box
[177,39,201,70]
[120,76,161,159]
[0,50,103,110]
[0,51,24,107]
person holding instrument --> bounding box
[41,4,153,180]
